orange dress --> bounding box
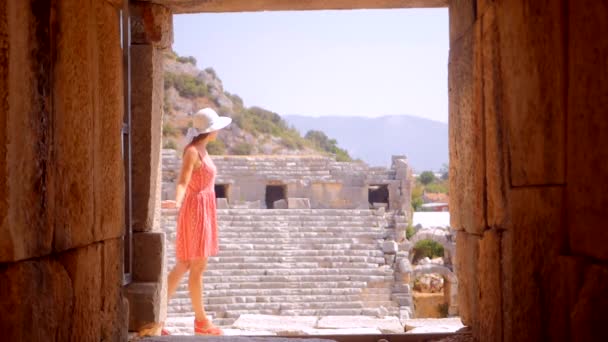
[175,151,219,261]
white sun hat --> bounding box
[191,107,232,134]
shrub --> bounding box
[419,171,437,185]
[406,224,415,240]
[176,55,197,65]
[204,67,217,79]
[412,240,444,263]
[207,140,226,155]
[163,139,177,150]
[425,181,449,194]
[162,122,179,137]
[164,72,208,99]
[411,184,424,211]
[232,142,252,155]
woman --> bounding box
[164,107,231,336]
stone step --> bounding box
[198,307,400,319]
[174,287,391,297]
[192,255,388,264]
[204,281,372,290]
[174,249,386,258]
[202,262,384,271]
[216,243,383,251]
[171,293,393,306]
[199,274,395,284]
[216,237,379,244]
[217,231,386,239]
[199,267,393,277]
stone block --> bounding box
[477,229,502,342]
[501,187,564,342]
[548,256,588,342]
[454,231,479,328]
[287,197,311,209]
[133,232,165,282]
[125,282,163,331]
[382,240,398,254]
[53,0,99,251]
[100,238,129,341]
[481,6,508,228]
[131,44,164,232]
[216,198,229,209]
[449,0,476,43]
[59,243,105,341]
[570,264,608,342]
[94,0,125,242]
[448,21,485,234]
[566,0,608,261]
[1,0,54,261]
[497,0,565,186]
[130,2,173,49]
[0,259,73,341]
[273,199,288,209]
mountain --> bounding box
[283,115,448,172]
[162,51,352,160]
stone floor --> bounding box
[131,315,467,341]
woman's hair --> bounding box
[190,132,210,146]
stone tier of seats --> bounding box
[163,208,399,327]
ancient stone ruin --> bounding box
[161,151,458,332]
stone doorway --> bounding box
[368,184,389,210]
[214,184,228,200]
[265,184,287,209]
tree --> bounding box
[440,163,449,181]
[419,171,437,185]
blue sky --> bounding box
[172,9,448,123]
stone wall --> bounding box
[450,1,608,341]
[161,152,413,214]
[0,0,127,340]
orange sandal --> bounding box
[194,318,223,336]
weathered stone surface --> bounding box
[232,314,317,333]
[216,198,229,209]
[317,316,403,334]
[288,197,311,209]
[273,199,288,209]
[94,0,125,242]
[130,2,173,49]
[566,0,608,261]
[125,282,163,331]
[0,259,73,341]
[143,0,448,14]
[477,229,502,342]
[133,231,165,282]
[548,256,588,342]
[382,240,398,254]
[1,0,54,261]
[497,0,565,186]
[0,0,8,261]
[100,239,129,341]
[570,264,608,342]
[449,0,475,43]
[481,5,508,228]
[502,187,564,342]
[454,231,479,328]
[59,244,104,341]
[131,44,164,232]
[448,22,485,233]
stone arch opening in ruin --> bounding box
[368,184,390,210]
[265,184,287,209]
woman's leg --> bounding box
[167,260,190,302]
[188,258,208,321]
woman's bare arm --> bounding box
[175,147,198,208]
